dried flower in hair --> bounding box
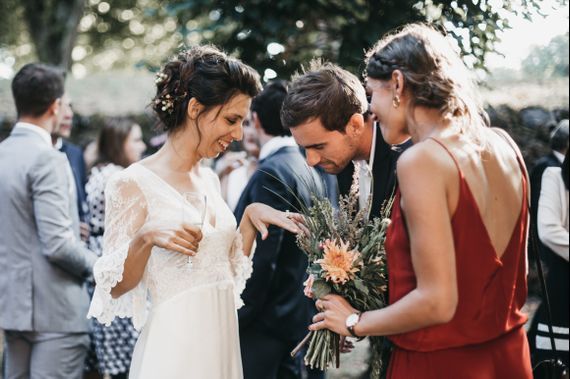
[155,72,168,84]
[160,94,174,113]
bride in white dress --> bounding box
[87,46,302,378]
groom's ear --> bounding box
[346,113,365,137]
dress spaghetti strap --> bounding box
[426,137,464,180]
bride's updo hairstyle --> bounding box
[152,45,261,133]
[366,23,489,145]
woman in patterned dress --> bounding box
[85,118,147,379]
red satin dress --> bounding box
[385,138,533,379]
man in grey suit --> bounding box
[0,63,97,379]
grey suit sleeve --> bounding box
[30,150,97,278]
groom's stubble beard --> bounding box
[317,140,358,174]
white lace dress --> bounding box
[87,163,253,379]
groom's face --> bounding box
[290,118,356,174]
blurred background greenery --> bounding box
[0,0,567,79]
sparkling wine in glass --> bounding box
[181,192,207,268]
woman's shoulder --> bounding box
[105,163,144,193]
[397,138,456,175]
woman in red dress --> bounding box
[310,23,533,378]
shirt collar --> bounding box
[352,123,378,172]
[14,122,53,147]
[54,137,63,150]
[259,136,298,161]
[553,150,565,164]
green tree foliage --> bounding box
[522,33,569,79]
[0,0,84,69]
[159,0,547,77]
[1,0,564,77]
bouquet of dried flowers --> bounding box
[289,164,394,379]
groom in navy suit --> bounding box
[235,81,325,379]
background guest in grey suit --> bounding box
[0,63,97,379]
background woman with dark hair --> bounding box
[85,117,146,379]
[532,150,569,369]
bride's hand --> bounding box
[138,222,203,256]
[244,203,301,240]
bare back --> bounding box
[430,128,526,260]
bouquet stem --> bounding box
[290,331,312,357]
[292,329,340,370]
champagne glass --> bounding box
[181,192,207,269]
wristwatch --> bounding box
[346,311,362,339]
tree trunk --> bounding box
[22,0,85,70]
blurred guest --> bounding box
[0,63,97,379]
[84,118,146,379]
[530,119,569,227]
[529,151,569,369]
[222,114,261,211]
[82,138,99,173]
[51,96,89,236]
[235,80,325,379]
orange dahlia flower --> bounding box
[316,239,360,284]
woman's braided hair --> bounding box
[152,45,261,133]
[366,23,489,144]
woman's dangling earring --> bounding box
[392,96,401,109]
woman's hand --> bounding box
[138,221,203,256]
[244,203,301,240]
[310,294,359,336]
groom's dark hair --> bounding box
[281,60,367,133]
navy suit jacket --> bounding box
[337,126,411,218]
[235,146,325,342]
[60,140,88,221]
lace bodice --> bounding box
[88,163,252,330]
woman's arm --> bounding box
[111,222,203,298]
[238,203,301,257]
[311,144,458,336]
[538,168,569,261]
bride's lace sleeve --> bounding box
[229,230,254,309]
[87,172,149,330]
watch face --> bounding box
[346,313,359,327]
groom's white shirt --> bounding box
[353,125,377,212]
